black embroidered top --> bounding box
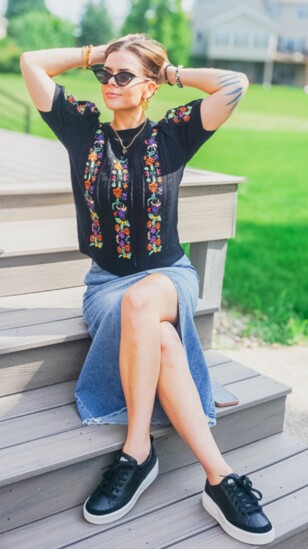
[38,83,217,276]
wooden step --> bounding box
[0,203,76,221]
[0,129,71,204]
[0,431,306,547]
[0,287,218,397]
[0,352,291,533]
[0,180,237,259]
[0,163,243,297]
[0,129,245,207]
[0,253,91,297]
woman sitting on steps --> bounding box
[20,33,275,545]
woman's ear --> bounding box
[145,80,158,99]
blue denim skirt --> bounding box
[75,253,216,428]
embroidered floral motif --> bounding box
[83,126,104,248]
[144,127,163,255]
[111,158,131,259]
[64,89,99,115]
[165,104,192,124]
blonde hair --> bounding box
[104,33,169,84]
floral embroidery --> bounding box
[165,104,192,124]
[83,126,104,248]
[143,127,163,255]
[111,158,131,259]
[64,89,99,115]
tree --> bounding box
[78,1,115,46]
[8,11,75,50]
[120,0,191,66]
[121,0,152,35]
[154,0,192,66]
[5,0,48,19]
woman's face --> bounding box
[101,50,157,112]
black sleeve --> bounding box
[37,83,100,149]
[162,98,217,163]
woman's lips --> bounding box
[105,93,120,97]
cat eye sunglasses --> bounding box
[91,65,151,87]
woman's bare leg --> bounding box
[119,273,233,483]
[157,321,233,485]
[119,273,179,463]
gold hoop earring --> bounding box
[141,97,149,111]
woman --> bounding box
[20,33,274,544]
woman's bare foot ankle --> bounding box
[122,443,151,464]
[206,467,234,486]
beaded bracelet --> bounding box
[176,65,184,88]
[164,63,174,86]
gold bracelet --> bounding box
[87,44,93,69]
[82,45,87,70]
[82,44,94,70]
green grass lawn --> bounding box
[1,71,307,344]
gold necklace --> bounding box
[110,118,147,155]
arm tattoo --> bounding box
[217,72,245,113]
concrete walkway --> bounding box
[223,344,308,445]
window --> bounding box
[234,32,249,48]
[214,31,230,46]
[254,33,268,48]
[278,37,305,53]
[197,32,203,43]
[293,38,305,52]
[297,5,308,18]
[265,3,282,18]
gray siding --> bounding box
[191,0,308,86]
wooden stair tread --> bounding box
[0,369,291,487]
[0,204,76,222]
[0,359,257,423]
[0,349,260,422]
[0,131,245,197]
[0,130,70,194]
[0,287,218,355]
[0,431,306,548]
[0,218,78,257]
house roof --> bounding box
[205,5,280,33]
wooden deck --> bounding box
[0,129,307,547]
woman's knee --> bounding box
[160,321,182,359]
[121,285,156,325]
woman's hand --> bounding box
[92,45,107,65]
[20,44,108,112]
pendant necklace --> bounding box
[110,118,147,156]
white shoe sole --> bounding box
[202,490,275,545]
[83,458,159,525]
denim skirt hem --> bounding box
[74,253,217,429]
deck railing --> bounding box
[0,88,31,133]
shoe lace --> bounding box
[223,474,263,515]
[99,454,135,497]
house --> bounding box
[191,0,308,87]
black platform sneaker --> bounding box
[83,434,158,524]
[202,473,275,545]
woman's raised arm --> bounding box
[20,46,106,112]
[160,64,249,131]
